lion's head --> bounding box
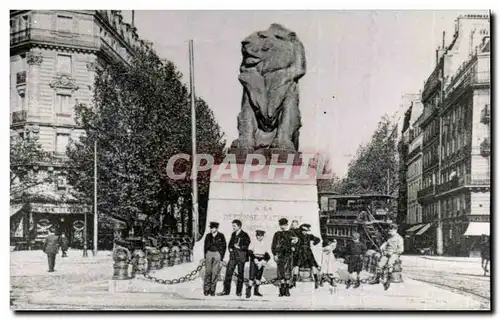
[240,23,305,77]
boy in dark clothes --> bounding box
[344,232,367,289]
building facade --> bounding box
[416,14,490,256]
[10,10,151,249]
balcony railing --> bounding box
[11,27,99,49]
[16,71,26,85]
[408,145,422,159]
[417,184,434,199]
[436,174,490,195]
[11,110,27,123]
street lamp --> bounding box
[83,211,88,257]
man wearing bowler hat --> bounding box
[218,219,251,297]
[203,222,227,296]
[246,229,271,298]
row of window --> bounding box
[423,118,440,144]
[325,227,353,237]
[441,193,469,219]
[407,159,422,180]
[423,144,439,170]
[407,178,422,202]
[10,13,74,33]
[406,203,422,224]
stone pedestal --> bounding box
[193,153,323,264]
[109,280,133,294]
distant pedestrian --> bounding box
[203,222,227,296]
[43,228,60,272]
[343,232,367,289]
[218,219,250,297]
[480,235,490,276]
[60,234,69,258]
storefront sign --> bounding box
[31,203,91,215]
[467,215,490,223]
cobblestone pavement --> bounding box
[10,251,491,310]
[402,255,490,309]
[10,249,113,309]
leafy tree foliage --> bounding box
[340,116,399,198]
[10,131,54,202]
[66,48,225,238]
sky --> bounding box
[122,10,481,177]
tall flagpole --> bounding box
[189,40,199,241]
[93,140,98,256]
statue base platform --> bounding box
[193,161,322,264]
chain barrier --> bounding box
[127,254,378,287]
[128,255,206,285]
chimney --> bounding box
[436,48,439,65]
[132,10,135,27]
[442,31,446,49]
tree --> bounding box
[340,116,399,198]
[66,48,225,238]
[10,131,54,203]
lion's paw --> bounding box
[270,139,295,151]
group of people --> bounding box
[203,217,405,297]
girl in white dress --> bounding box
[320,239,339,293]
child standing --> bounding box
[344,232,367,289]
[320,239,338,293]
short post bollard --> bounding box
[390,259,404,283]
[147,247,162,270]
[161,246,170,267]
[171,243,181,265]
[112,247,133,280]
[133,249,147,274]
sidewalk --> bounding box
[24,262,483,310]
[418,256,482,263]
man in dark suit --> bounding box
[43,227,60,272]
[218,219,250,297]
[271,218,298,297]
[203,222,227,296]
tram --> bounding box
[319,193,396,253]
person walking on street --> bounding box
[246,230,271,298]
[218,219,250,297]
[271,218,298,297]
[203,222,227,296]
[60,233,69,258]
[43,227,60,272]
[369,223,404,290]
[343,232,367,289]
[480,234,490,276]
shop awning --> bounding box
[406,224,424,233]
[415,223,432,236]
[464,222,490,236]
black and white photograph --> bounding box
[7,6,492,311]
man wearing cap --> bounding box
[246,230,271,298]
[271,218,298,297]
[369,223,404,290]
[296,223,321,288]
[219,219,251,297]
[203,222,227,296]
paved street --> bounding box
[10,250,490,310]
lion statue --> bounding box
[230,23,306,151]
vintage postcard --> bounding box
[9,9,491,311]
